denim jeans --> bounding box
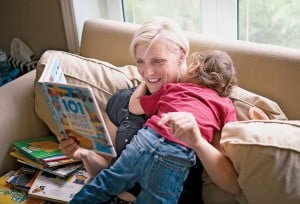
[70,127,196,204]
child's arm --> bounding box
[129,82,148,115]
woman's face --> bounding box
[135,39,183,93]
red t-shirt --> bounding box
[140,83,237,147]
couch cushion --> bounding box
[34,50,142,137]
[221,120,300,204]
[229,86,287,121]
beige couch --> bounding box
[1,19,300,203]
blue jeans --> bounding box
[70,127,196,204]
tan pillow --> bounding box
[220,120,300,204]
[34,50,142,138]
[229,86,287,121]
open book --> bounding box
[28,169,90,203]
[38,55,116,157]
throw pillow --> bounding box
[221,120,300,204]
[229,86,287,121]
[34,50,142,138]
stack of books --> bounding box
[0,135,90,203]
[10,135,83,178]
[0,167,90,203]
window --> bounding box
[66,0,300,52]
[122,0,237,40]
[121,0,300,49]
[238,0,300,49]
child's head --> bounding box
[184,50,238,96]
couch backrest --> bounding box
[80,18,300,120]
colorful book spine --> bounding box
[10,151,45,169]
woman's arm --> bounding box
[58,113,116,177]
[128,82,147,115]
[59,138,110,177]
[158,112,240,194]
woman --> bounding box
[60,16,239,203]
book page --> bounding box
[39,55,66,84]
[29,169,90,203]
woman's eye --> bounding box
[153,59,165,65]
[136,60,145,66]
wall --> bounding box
[0,0,68,58]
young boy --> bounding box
[70,50,238,204]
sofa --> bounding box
[1,18,300,203]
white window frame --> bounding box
[60,0,237,53]
[202,0,237,40]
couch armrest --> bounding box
[0,70,51,175]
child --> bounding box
[70,50,238,204]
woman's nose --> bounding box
[143,64,155,76]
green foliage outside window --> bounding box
[123,0,300,49]
[238,0,300,49]
[122,0,202,33]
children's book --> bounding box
[38,55,116,157]
[13,135,66,162]
[6,166,38,192]
[28,169,90,203]
[10,151,83,178]
[10,150,79,168]
[0,170,46,204]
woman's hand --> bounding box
[58,137,110,177]
[158,112,240,194]
[59,137,86,160]
[158,112,203,148]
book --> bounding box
[13,135,66,162]
[6,166,38,192]
[28,169,90,203]
[10,151,83,177]
[0,170,46,204]
[10,150,79,168]
[38,55,116,157]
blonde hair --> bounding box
[129,16,189,62]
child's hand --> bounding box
[129,81,147,115]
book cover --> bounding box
[28,169,90,203]
[6,166,38,192]
[38,55,116,157]
[13,136,66,162]
[0,170,46,204]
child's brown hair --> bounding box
[189,50,238,97]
